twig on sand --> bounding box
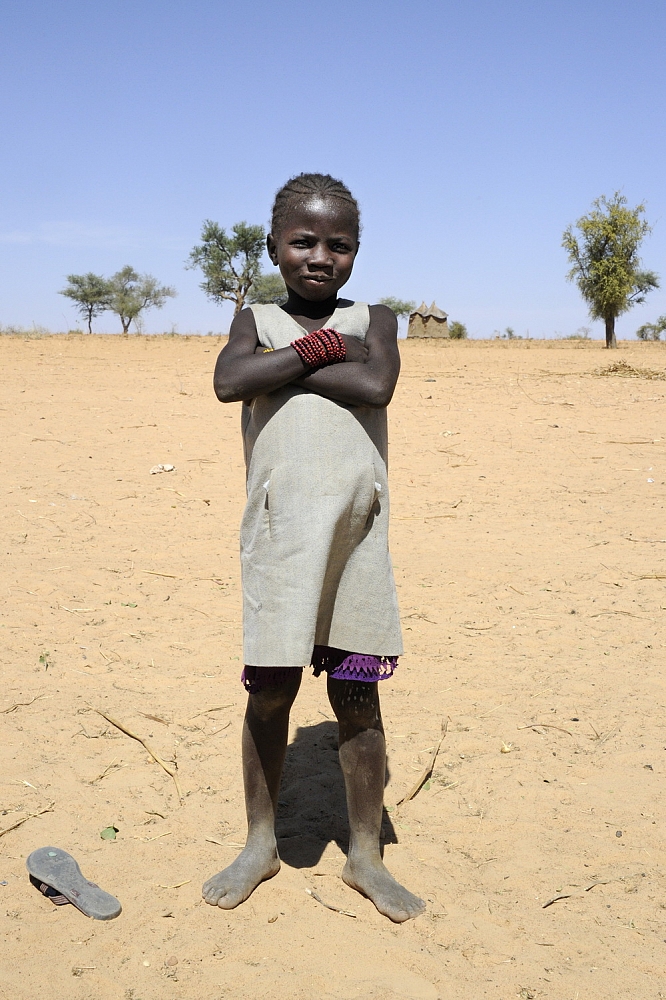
[543,880,614,908]
[0,802,54,839]
[95,709,183,802]
[397,718,449,807]
[188,704,233,721]
[209,721,232,736]
[588,723,617,745]
[91,759,129,783]
[1,694,45,714]
[518,722,574,737]
[305,888,356,917]
[542,893,573,908]
[139,712,170,726]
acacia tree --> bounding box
[107,266,176,334]
[188,221,266,316]
[636,316,666,341]
[379,297,416,317]
[60,272,111,333]
[562,193,659,349]
[247,271,288,305]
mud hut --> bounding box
[407,301,449,338]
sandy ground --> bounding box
[1,333,665,1000]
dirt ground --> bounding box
[1,333,665,1000]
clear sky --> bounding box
[2,0,665,337]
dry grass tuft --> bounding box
[592,358,666,380]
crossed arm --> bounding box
[213,305,401,409]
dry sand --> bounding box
[1,334,665,1000]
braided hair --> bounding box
[270,173,361,240]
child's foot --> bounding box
[342,853,425,922]
[202,843,280,909]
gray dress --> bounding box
[241,301,403,667]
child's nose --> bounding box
[308,245,333,268]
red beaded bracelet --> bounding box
[291,328,346,368]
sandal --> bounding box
[26,847,121,920]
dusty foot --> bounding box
[202,843,280,909]
[342,853,426,922]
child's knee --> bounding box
[328,680,381,728]
[248,678,299,721]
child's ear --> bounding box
[266,233,278,265]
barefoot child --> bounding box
[204,173,425,922]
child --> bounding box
[203,173,425,923]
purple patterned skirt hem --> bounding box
[241,645,398,694]
[311,645,398,682]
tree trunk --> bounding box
[87,311,92,335]
[605,315,617,349]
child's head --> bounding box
[268,173,361,302]
[270,173,361,243]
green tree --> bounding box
[60,272,111,333]
[449,320,468,339]
[379,297,416,317]
[188,221,266,316]
[562,193,659,349]
[636,315,666,341]
[247,271,288,305]
[107,266,176,334]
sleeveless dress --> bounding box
[240,301,403,669]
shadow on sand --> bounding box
[276,720,397,869]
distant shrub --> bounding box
[449,320,468,340]
[562,326,592,340]
[0,324,51,337]
[636,316,666,341]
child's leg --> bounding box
[203,671,301,908]
[327,677,425,922]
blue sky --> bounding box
[2,0,665,337]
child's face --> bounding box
[268,197,359,302]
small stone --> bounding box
[166,955,178,966]
[268,914,278,923]
[615,830,622,838]
[143,960,150,967]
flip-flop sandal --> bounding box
[26,847,122,920]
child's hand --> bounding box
[341,335,369,363]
